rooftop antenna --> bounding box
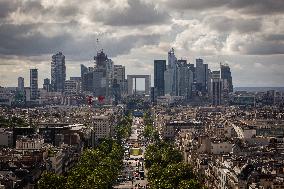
[96,38,99,53]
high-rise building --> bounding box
[82,70,94,93]
[114,65,126,96]
[207,69,212,95]
[165,48,178,95]
[188,64,195,80]
[93,69,105,97]
[164,68,174,95]
[64,80,79,95]
[176,60,193,99]
[17,77,24,92]
[212,78,223,106]
[211,71,220,79]
[70,77,82,93]
[81,65,91,92]
[30,69,38,100]
[220,63,233,92]
[93,50,114,98]
[195,58,209,93]
[151,87,158,103]
[51,52,66,92]
[81,64,88,79]
[43,78,51,92]
[168,48,177,69]
[154,60,166,96]
[15,77,25,104]
[112,79,121,103]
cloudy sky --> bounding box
[0,0,283,88]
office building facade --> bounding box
[221,63,233,92]
[154,60,166,96]
[165,48,178,95]
[30,69,38,100]
[51,52,66,92]
[43,78,51,92]
[176,60,194,99]
[195,58,209,93]
[114,65,126,96]
[18,77,24,92]
[212,78,223,106]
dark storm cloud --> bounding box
[166,0,284,15]
[101,34,161,56]
[0,21,161,61]
[230,34,284,55]
[244,42,284,55]
[0,1,18,19]
[246,45,284,55]
[0,23,72,56]
[227,0,284,15]
[20,0,43,12]
[93,0,169,26]
[266,34,284,41]
[205,16,262,33]
[165,0,227,10]
[14,0,80,21]
[64,33,161,60]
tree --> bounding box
[40,139,124,189]
[38,171,66,189]
[148,162,197,189]
[145,141,203,189]
[178,179,203,189]
[144,142,182,169]
[0,116,28,128]
[143,111,153,126]
[143,124,154,140]
[115,114,132,143]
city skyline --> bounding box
[0,2,283,188]
[0,0,284,88]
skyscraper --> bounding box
[154,60,166,96]
[164,68,174,95]
[81,64,90,92]
[176,59,193,99]
[17,77,24,92]
[211,78,223,106]
[211,71,220,79]
[93,69,105,97]
[165,48,178,95]
[30,69,38,100]
[220,63,233,92]
[114,65,126,96]
[81,64,88,79]
[64,80,79,95]
[43,78,51,92]
[82,70,94,92]
[93,50,114,98]
[51,52,66,92]
[195,58,209,93]
[168,48,177,69]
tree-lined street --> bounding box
[114,115,149,189]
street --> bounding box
[113,116,149,189]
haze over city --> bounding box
[0,0,283,88]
